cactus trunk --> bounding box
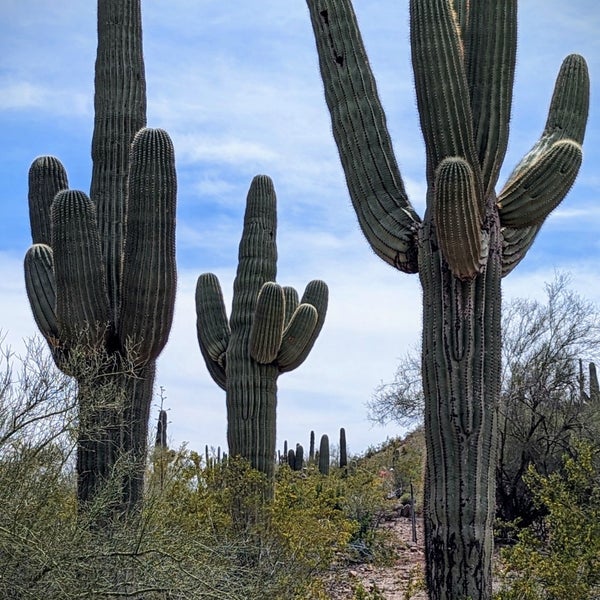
[419,210,502,597]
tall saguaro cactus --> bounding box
[24,0,176,513]
[307,1,588,598]
[196,175,328,482]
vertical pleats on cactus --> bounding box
[196,176,328,485]
[23,0,176,515]
[306,0,588,597]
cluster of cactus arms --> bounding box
[306,0,588,598]
[24,0,176,513]
[196,175,328,482]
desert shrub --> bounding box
[495,439,600,600]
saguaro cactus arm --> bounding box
[307,1,421,273]
[28,156,69,246]
[51,190,111,348]
[24,244,58,342]
[249,282,286,363]
[196,272,230,384]
[118,127,177,363]
[498,54,589,229]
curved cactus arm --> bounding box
[462,1,517,196]
[196,273,230,370]
[118,128,177,364]
[433,157,482,280]
[410,0,482,194]
[306,0,421,274]
[28,156,69,245]
[198,336,226,391]
[51,190,111,348]
[497,140,582,228]
[500,224,542,277]
[279,278,329,373]
[498,54,589,228]
[282,286,299,326]
[249,282,285,364]
[277,304,319,371]
[24,244,59,341]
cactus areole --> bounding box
[196,176,328,484]
[307,1,589,598]
[24,0,176,514]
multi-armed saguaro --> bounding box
[24,0,176,513]
[196,175,328,482]
[306,1,588,598]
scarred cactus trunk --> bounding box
[196,176,328,486]
[23,0,176,515]
[307,0,588,597]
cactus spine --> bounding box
[23,0,176,513]
[196,176,328,483]
[307,1,588,597]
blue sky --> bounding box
[1,1,599,456]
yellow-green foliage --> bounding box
[496,440,600,600]
[270,464,356,571]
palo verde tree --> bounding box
[24,0,176,514]
[306,1,589,598]
[196,175,328,485]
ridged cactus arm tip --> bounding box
[51,190,111,347]
[249,282,285,364]
[433,157,482,280]
[28,156,69,246]
[195,272,230,385]
[463,0,517,196]
[282,286,299,325]
[118,126,177,364]
[306,0,421,274]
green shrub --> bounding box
[495,439,600,600]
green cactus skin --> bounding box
[196,176,328,483]
[155,409,168,449]
[309,430,315,462]
[295,443,304,471]
[318,434,330,476]
[23,0,176,514]
[339,427,347,469]
[306,1,589,597]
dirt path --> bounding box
[323,515,428,599]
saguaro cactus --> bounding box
[23,0,176,513]
[318,434,330,476]
[196,175,328,482]
[307,1,588,598]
